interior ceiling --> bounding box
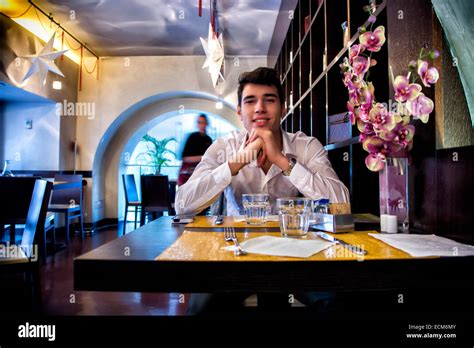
[34,0,283,56]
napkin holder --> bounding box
[310,213,354,233]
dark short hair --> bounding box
[197,114,208,123]
[237,67,284,106]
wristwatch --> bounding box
[282,156,297,176]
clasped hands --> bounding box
[228,129,289,175]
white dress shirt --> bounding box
[175,129,350,215]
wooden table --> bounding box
[74,216,474,293]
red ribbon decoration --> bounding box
[210,0,217,38]
[198,0,202,17]
[61,31,64,60]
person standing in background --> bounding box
[177,114,213,186]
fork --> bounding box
[224,227,247,256]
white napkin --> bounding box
[223,235,334,258]
[233,215,279,222]
[369,233,474,257]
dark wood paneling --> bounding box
[436,146,474,244]
[387,0,437,233]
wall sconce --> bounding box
[52,80,62,90]
[215,101,223,109]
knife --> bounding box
[315,232,367,255]
[214,215,224,225]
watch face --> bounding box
[283,157,295,176]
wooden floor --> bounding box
[40,221,188,316]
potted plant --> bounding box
[136,134,177,174]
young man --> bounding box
[176,67,349,315]
[175,67,349,216]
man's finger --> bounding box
[247,133,259,146]
[257,148,267,167]
[245,129,257,146]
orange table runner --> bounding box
[185,216,280,228]
[156,230,432,262]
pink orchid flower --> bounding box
[379,122,415,149]
[406,93,434,123]
[357,118,375,134]
[363,136,403,171]
[349,44,365,64]
[393,75,422,102]
[359,26,386,52]
[352,56,370,78]
[343,71,354,89]
[417,60,439,87]
[347,101,357,124]
[346,78,359,106]
[367,103,397,131]
[363,135,401,155]
[356,83,374,121]
[365,152,386,172]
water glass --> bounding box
[277,197,313,237]
[242,193,270,225]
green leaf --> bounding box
[137,134,177,174]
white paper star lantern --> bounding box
[20,33,68,86]
[200,24,225,87]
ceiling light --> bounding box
[52,80,62,90]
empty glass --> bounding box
[242,193,270,225]
[277,197,313,237]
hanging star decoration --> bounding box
[20,33,68,86]
[200,23,225,87]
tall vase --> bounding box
[379,157,409,232]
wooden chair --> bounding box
[0,176,40,242]
[122,174,142,235]
[48,174,84,244]
[140,175,172,226]
[0,179,53,313]
[0,176,55,264]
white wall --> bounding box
[1,102,60,170]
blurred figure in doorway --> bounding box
[177,114,213,186]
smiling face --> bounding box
[237,83,285,134]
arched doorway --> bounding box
[91,91,241,223]
[118,110,238,222]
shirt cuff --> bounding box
[288,161,309,185]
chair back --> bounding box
[122,174,140,203]
[20,179,53,259]
[140,175,171,212]
[51,174,83,207]
[0,176,42,224]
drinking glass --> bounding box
[242,193,270,225]
[277,197,313,237]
